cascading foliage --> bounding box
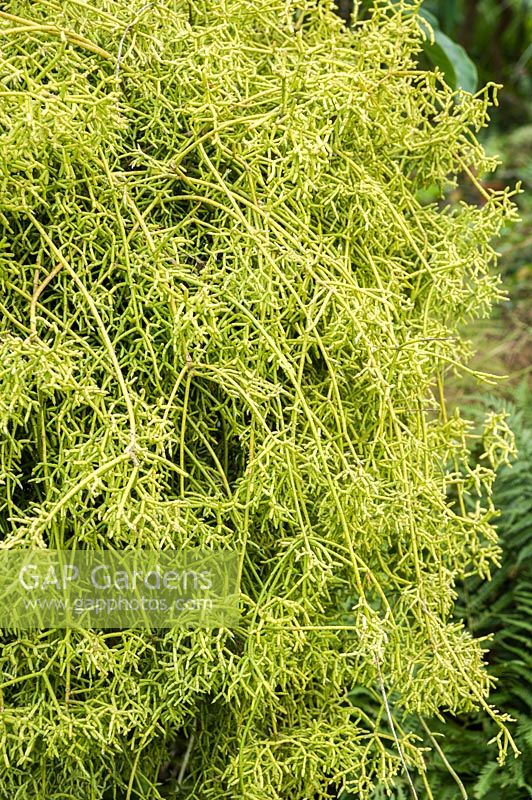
[0,0,521,797]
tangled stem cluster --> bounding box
[0,1,520,797]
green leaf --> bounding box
[419,8,440,30]
[424,29,478,93]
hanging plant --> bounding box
[0,1,520,797]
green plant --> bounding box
[423,0,532,122]
[0,1,521,798]
[337,0,480,92]
[425,384,532,799]
[341,0,532,119]
[419,6,478,93]
[373,384,532,798]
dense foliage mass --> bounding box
[356,387,532,799]
[416,389,532,800]
[0,1,520,797]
